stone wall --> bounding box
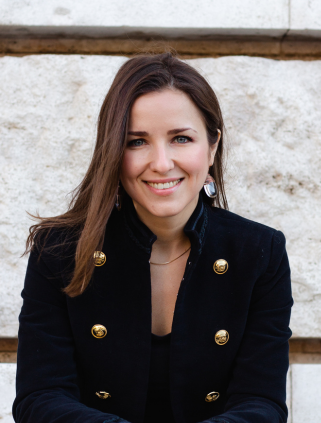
[1,54,321,338]
[0,0,292,36]
[1,0,321,37]
[1,0,321,421]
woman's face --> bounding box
[120,88,218,220]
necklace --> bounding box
[149,246,191,265]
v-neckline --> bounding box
[152,332,171,338]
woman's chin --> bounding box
[135,196,199,220]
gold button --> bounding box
[91,324,107,339]
[93,251,106,266]
[95,391,111,399]
[215,329,229,345]
[213,259,228,274]
[205,391,220,402]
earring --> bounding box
[203,174,217,198]
[115,182,121,211]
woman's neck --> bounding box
[132,195,199,257]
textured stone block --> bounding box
[286,366,292,422]
[290,0,321,35]
[191,56,321,338]
[0,0,288,37]
[0,363,16,422]
[0,55,320,337]
[291,364,321,422]
[0,55,127,337]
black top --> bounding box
[143,332,176,423]
[13,189,293,423]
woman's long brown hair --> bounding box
[24,48,228,297]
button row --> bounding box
[93,251,229,276]
[95,389,219,402]
[91,325,229,345]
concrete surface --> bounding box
[2,0,321,39]
[0,363,16,422]
[291,364,321,422]
[192,56,321,338]
[0,54,321,338]
[290,0,321,36]
[0,0,289,37]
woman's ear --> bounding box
[208,129,221,166]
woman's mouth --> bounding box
[145,178,183,190]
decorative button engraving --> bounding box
[213,259,228,274]
[205,391,220,402]
[91,324,107,339]
[215,329,229,345]
[93,251,106,266]
[95,391,111,399]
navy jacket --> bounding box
[13,192,293,423]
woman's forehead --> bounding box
[129,90,205,133]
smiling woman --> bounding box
[13,49,293,423]
[121,89,218,222]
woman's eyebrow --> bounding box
[168,127,198,135]
[127,127,197,136]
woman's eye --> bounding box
[174,136,192,144]
[128,139,145,147]
[128,136,192,147]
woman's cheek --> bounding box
[121,151,143,181]
[179,147,209,177]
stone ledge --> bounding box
[1,35,321,59]
[1,338,320,363]
[0,339,17,364]
[0,339,17,352]
[290,353,321,364]
[0,26,289,39]
[0,353,17,364]
[290,338,321,353]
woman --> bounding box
[12,50,293,423]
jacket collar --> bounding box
[120,191,208,255]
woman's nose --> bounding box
[149,145,174,174]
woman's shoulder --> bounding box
[206,205,285,245]
[205,206,289,282]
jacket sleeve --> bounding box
[12,233,131,423]
[199,230,294,423]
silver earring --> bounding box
[115,183,121,211]
[203,174,217,198]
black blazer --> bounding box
[13,192,293,423]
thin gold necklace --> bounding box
[149,246,191,265]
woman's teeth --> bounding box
[146,179,181,190]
